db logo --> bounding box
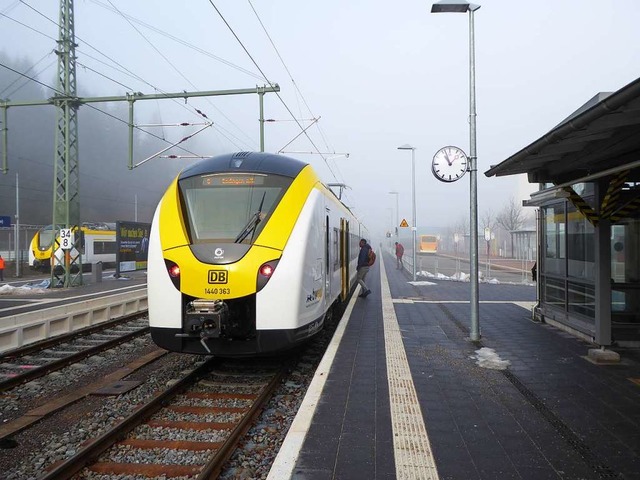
[208,270,228,284]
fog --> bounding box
[0,54,200,226]
[2,0,640,241]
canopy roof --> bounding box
[485,77,640,185]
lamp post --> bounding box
[388,191,399,236]
[431,0,481,341]
[397,144,417,282]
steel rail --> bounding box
[38,357,219,480]
[197,368,285,479]
[0,314,149,393]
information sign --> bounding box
[60,228,74,250]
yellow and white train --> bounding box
[148,152,367,356]
[29,223,117,271]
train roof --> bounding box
[179,152,309,179]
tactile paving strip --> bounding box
[380,259,440,480]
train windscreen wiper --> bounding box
[234,192,267,243]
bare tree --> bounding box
[496,197,526,257]
[481,209,496,256]
[454,215,470,254]
[481,209,496,231]
[456,214,470,236]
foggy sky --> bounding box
[1,0,640,239]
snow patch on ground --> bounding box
[0,282,49,295]
[471,347,511,370]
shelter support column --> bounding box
[594,194,612,346]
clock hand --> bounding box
[444,151,453,166]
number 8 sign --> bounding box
[60,228,74,250]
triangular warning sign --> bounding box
[399,219,409,227]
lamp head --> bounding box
[431,1,480,13]
[397,144,415,151]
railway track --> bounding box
[0,314,150,392]
[39,357,286,480]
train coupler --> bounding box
[185,299,229,340]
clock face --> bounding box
[432,146,468,183]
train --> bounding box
[419,234,438,255]
[147,152,367,356]
[29,223,117,271]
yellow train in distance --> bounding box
[147,152,368,356]
[28,223,117,271]
[419,234,438,255]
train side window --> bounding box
[77,231,85,253]
[95,241,116,254]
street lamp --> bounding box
[388,191,399,236]
[397,144,417,282]
[431,0,481,341]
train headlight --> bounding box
[259,264,274,277]
[168,264,180,278]
[164,259,181,290]
[256,259,279,292]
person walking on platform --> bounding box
[0,254,4,282]
[357,238,372,298]
[395,241,404,270]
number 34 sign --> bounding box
[60,228,74,250]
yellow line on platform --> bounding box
[380,258,440,479]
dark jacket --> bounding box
[357,243,371,270]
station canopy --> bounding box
[485,76,640,186]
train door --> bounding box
[340,218,350,301]
[325,214,331,310]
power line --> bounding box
[207,0,339,182]
[98,0,259,150]
[247,0,343,180]
[89,0,266,82]
[0,8,57,42]
[12,1,213,138]
[0,52,55,98]
[0,61,202,158]
[105,0,194,92]
[76,62,134,92]
[13,2,207,124]
[10,1,260,152]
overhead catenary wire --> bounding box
[247,0,336,156]
[0,52,55,98]
[0,62,202,158]
[105,0,195,94]
[89,0,267,83]
[2,2,255,154]
[5,2,340,168]
[10,1,281,153]
[0,8,57,42]
[96,0,260,150]
[206,0,340,183]
[13,1,252,150]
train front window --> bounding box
[179,173,292,243]
[38,226,55,250]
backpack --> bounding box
[367,248,376,266]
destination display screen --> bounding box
[201,174,266,187]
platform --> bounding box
[0,270,147,352]
[270,251,640,480]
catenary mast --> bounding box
[52,0,81,287]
